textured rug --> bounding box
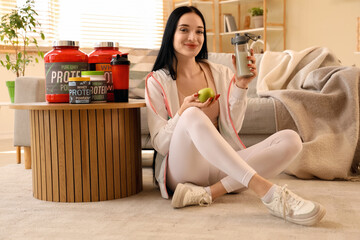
[0,164,359,240]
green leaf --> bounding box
[38,51,44,58]
[0,0,45,76]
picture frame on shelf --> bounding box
[224,14,228,33]
[224,14,237,32]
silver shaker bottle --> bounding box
[231,33,261,78]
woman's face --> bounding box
[173,12,204,59]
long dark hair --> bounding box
[152,6,208,80]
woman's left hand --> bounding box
[232,49,257,89]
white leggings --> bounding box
[167,107,303,193]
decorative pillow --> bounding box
[208,52,235,72]
[120,47,159,99]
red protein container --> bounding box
[88,42,121,102]
[44,40,88,103]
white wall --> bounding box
[200,0,360,66]
[287,0,360,67]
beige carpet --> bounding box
[0,164,359,240]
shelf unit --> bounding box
[218,0,286,52]
[171,0,286,53]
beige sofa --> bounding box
[13,49,276,164]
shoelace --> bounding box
[188,190,212,207]
[199,194,212,207]
[279,185,302,221]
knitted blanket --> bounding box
[257,47,360,180]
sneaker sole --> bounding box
[290,204,326,226]
[272,203,326,226]
[171,183,188,209]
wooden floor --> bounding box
[0,138,19,167]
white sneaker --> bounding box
[262,185,326,226]
[171,183,212,208]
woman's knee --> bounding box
[281,129,303,155]
[181,106,202,118]
[180,107,207,126]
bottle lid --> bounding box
[94,42,119,48]
[231,33,248,45]
[81,71,105,76]
[53,40,79,47]
[110,54,130,65]
[68,77,90,82]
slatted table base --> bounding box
[30,107,143,202]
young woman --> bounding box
[145,6,326,226]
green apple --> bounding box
[198,87,215,103]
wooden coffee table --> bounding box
[10,101,145,202]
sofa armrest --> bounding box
[14,77,45,147]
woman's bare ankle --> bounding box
[247,174,273,198]
[210,181,228,200]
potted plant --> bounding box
[248,7,264,28]
[0,0,45,103]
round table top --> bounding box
[9,100,146,110]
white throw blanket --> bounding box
[257,47,360,180]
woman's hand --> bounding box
[178,93,220,116]
[232,48,257,89]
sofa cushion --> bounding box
[240,97,276,134]
[140,107,149,135]
[238,134,272,147]
[208,52,235,72]
[141,134,153,149]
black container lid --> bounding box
[231,33,248,45]
[110,54,130,65]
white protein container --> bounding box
[81,71,107,102]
